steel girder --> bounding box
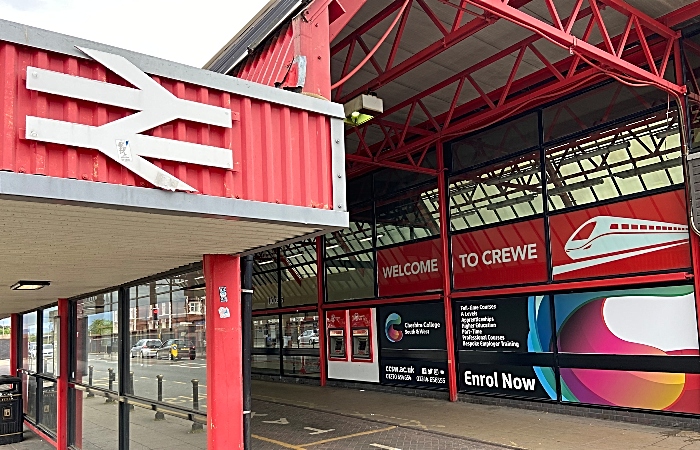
[342,0,687,176]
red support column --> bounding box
[316,236,327,387]
[56,298,70,450]
[9,314,20,376]
[436,141,458,402]
[204,254,243,450]
[296,3,332,100]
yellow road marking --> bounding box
[302,426,397,447]
[252,434,307,450]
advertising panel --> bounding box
[550,190,691,281]
[555,285,700,413]
[452,218,547,290]
[377,239,442,297]
[377,302,447,388]
[560,369,700,414]
[458,364,556,399]
[554,285,699,357]
[455,297,553,353]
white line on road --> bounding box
[370,444,402,450]
[304,427,335,435]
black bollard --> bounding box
[190,379,203,432]
[155,375,165,421]
[106,368,116,403]
[128,371,135,410]
[87,365,94,398]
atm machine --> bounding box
[326,311,347,361]
[350,308,373,362]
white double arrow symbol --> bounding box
[25,47,234,192]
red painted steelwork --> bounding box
[9,314,19,377]
[316,236,327,386]
[329,0,368,42]
[233,23,295,87]
[662,1,700,28]
[437,141,458,402]
[204,254,243,450]
[452,272,693,300]
[24,421,57,448]
[56,299,69,450]
[0,41,335,209]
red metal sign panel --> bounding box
[377,239,442,297]
[452,218,547,290]
[350,308,372,328]
[0,41,335,209]
[326,310,347,330]
[550,190,691,281]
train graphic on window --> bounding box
[553,216,689,276]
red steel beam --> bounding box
[334,0,534,105]
[466,0,682,94]
[661,0,700,28]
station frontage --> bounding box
[8,0,700,449]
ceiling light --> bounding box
[654,127,678,140]
[11,281,50,291]
[484,166,540,185]
[326,245,340,250]
[548,178,604,195]
[615,157,681,178]
[486,194,538,210]
[344,94,384,127]
[565,141,630,163]
[258,260,275,265]
[285,253,304,259]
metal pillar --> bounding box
[242,255,253,449]
[204,254,244,450]
[316,236,327,387]
[56,299,70,449]
[436,140,458,402]
[9,314,20,376]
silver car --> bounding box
[130,339,162,358]
[297,330,319,347]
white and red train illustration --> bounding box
[553,216,689,276]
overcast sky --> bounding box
[0,0,271,68]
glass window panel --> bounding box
[280,262,318,307]
[71,387,118,450]
[23,373,36,421]
[38,378,57,433]
[326,252,375,302]
[450,151,543,232]
[452,113,539,172]
[347,174,373,207]
[252,316,280,375]
[373,166,436,198]
[282,239,316,266]
[326,203,374,258]
[282,313,319,350]
[543,82,668,143]
[42,306,58,376]
[376,182,440,247]
[22,312,37,372]
[253,270,279,310]
[128,404,206,449]
[128,270,207,412]
[546,111,682,212]
[0,318,9,376]
[74,292,119,393]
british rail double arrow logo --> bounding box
[24,47,233,192]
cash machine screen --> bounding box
[352,328,371,360]
[328,329,346,359]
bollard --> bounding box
[154,375,165,421]
[106,368,116,403]
[86,365,94,398]
[128,372,135,410]
[190,379,203,432]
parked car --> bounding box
[156,339,196,361]
[28,342,36,360]
[297,330,319,347]
[130,339,162,358]
[42,344,54,359]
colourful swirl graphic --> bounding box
[555,286,700,413]
[385,313,403,343]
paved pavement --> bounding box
[3,426,54,449]
[252,380,700,450]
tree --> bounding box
[89,319,114,337]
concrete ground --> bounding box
[252,380,700,450]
